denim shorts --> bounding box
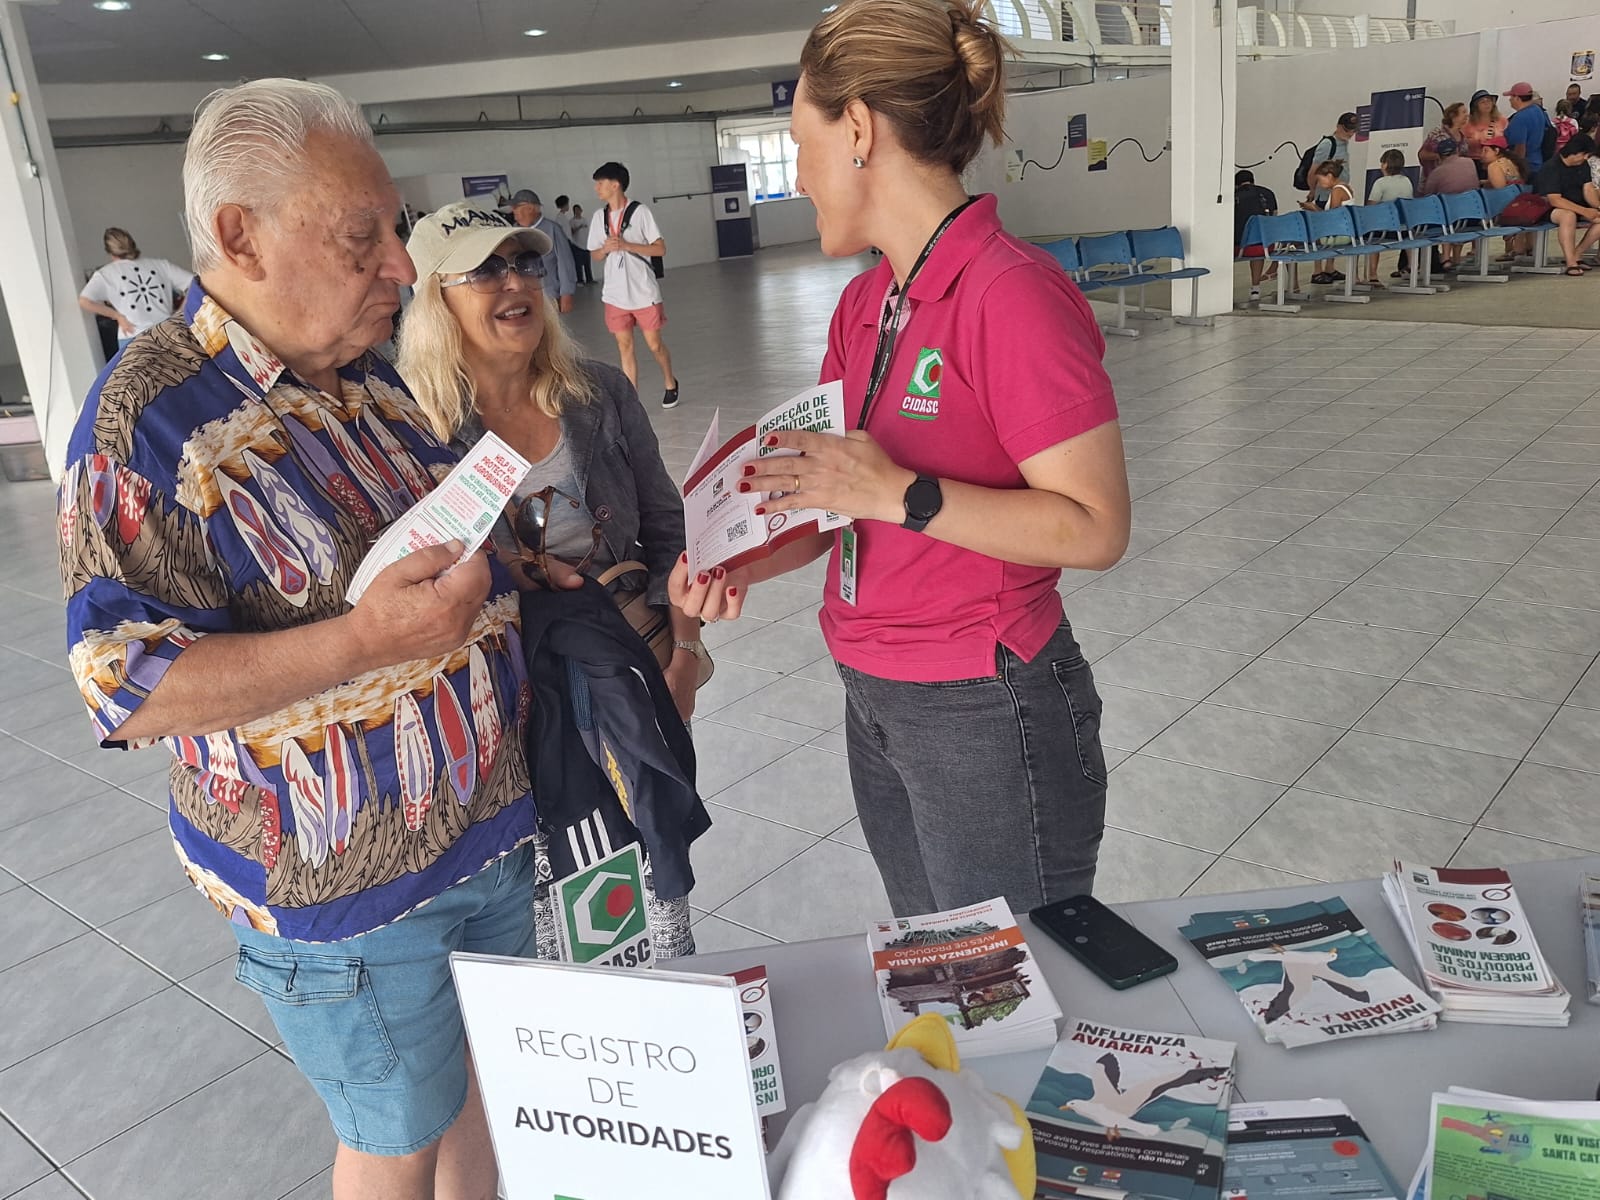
[230,844,537,1155]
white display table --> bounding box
[668,856,1600,1182]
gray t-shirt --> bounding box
[512,434,615,573]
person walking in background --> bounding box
[1502,82,1549,175]
[673,0,1130,918]
[1461,89,1507,178]
[76,227,193,351]
[568,201,594,284]
[588,161,681,409]
[509,189,576,314]
[1361,149,1413,288]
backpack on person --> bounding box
[1540,111,1559,163]
[1293,135,1337,191]
[617,201,665,279]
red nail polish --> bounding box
[737,481,751,493]
[679,551,688,563]
[764,435,779,447]
[697,572,709,585]
[741,465,755,477]
[713,566,726,580]
[728,587,739,597]
[755,506,767,515]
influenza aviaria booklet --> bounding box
[1181,897,1438,1048]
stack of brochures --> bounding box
[1181,897,1438,1048]
[866,897,1062,1057]
[1583,874,1600,1006]
[1408,1087,1600,1200]
[1382,863,1570,1026]
[1223,1099,1400,1200]
[1027,1019,1235,1200]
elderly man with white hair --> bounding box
[57,78,535,1199]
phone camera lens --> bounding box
[1074,935,1088,944]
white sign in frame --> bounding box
[451,952,772,1200]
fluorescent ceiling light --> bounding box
[821,4,838,11]
[523,28,547,36]
[201,52,230,61]
[93,1,133,11]
[668,80,683,88]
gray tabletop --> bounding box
[669,855,1600,1185]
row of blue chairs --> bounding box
[1036,228,1210,337]
[1239,185,1555,313]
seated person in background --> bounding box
[1533,133,1600,275]
[1555,99,1580,153]
[1307,161,1353,286]
[1481,137,1531,262]
[1233,168,1278,302]
[1583,113,1600,193]
[1419,138,1479,270]
[1362,149,1413,288]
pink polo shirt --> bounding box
[817,194,1119,683]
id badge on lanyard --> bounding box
[838,196,977,609]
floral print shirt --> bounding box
[59,283,534,941]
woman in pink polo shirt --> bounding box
[674,0,1130,916]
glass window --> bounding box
[731,127,802,201]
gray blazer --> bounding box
[458,360,686,607]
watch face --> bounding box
[906,478,942,519]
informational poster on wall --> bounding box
[1364,86,1425,198]
[461,174,510,200]
[1354,104,1372,143]
[1087,138,1108,172]
[1067,113,1088,148]
[1004,148,1026,183]
[1573,50,1595,83]
[452,953,772,1200]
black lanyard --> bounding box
[857,197,979,431]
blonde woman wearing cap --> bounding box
[673,0,1129,917]
[77,227,193,351]
[396,200,702,956]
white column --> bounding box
[1168,0,1238,319]
[0,1,100,481]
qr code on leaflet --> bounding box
[727,519,750,543]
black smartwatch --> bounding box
[901,474,943,533]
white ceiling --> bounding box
[21,0,821,86]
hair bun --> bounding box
[948,1,1006,122]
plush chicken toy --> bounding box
[767,1014,1036,1200]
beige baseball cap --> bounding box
[406,201,552,279]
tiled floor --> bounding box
[2,242,1599,1197]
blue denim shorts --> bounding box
[230,845,537,1155]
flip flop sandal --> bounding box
[1566,266,1586,276]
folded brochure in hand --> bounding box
[1181,897,1437,1048]
[345,431,531,604]
[1382,862,1569,1025]
[682,381,848,575]
[866,896,1061,1057]
[1027,1019,1235,1200]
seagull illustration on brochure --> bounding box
[1058,1051,1231,1141]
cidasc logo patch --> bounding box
[901,346,944,420]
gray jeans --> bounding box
[838,620,1107,917]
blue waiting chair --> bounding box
[1441,190,1510,285]
[1305,207,1368,304]
[1037,237,1083,274]
[1075,232,1157,337]
[1487,184,1566,275]
[1129,226,1212,323]
[1396,196,1456,291]
[1351,201,1440,295]
[1238,211,1332,313]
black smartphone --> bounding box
[1029,895,1179,990]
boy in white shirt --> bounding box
[588,161,681,408]
[1363,149,1414,287]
